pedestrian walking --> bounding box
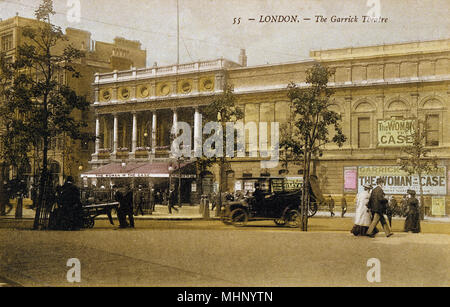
[210,191,218,211]
[351,184,378,236]
[404,189,421,233]
[168,188,178,214]
[134,185,145,216]
[341,195,347,218]
[366,178,393,238]
[328,195,335,217]
[149,187,155,213]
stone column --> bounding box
[172,108,178,136]
[151,111,157,156]
[95,115,100,154]
[113,113,118,155]
[194,107,202,157]
[171,108,178,158]
[132,112,137,153]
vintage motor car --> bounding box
[220,176,324,227]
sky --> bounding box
[0,0,448,67]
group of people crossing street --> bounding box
[351,177,421,237]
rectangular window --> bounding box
[1,34,13,51]
[426,114,439,146]
[358,117,370,148]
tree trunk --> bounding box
[33,136,49,230]
[215,158,224,217]
[300,149,310,231]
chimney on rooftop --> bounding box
[239,49,247,67]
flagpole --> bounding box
[177,0,179,65]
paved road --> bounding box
[0,219,449,287]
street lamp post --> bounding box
[168,165,173,192]
[177,157,184,207]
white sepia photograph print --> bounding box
[0,0,448,294]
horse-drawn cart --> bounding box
[81,202,118,228]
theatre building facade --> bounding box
[85,39,450,214]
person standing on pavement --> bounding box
[386,195,396,227]
[400,194,408,217]
[123,188,135,228]
[168,187,178,214]
[114,185,128,228]
[366,178,393,238]
[58,176,82,230]
[3,181,13,214]
[404,189,421,233]
[149,187,155,214]
[328,195,335,217]
[134,185,145,216]
[341,195,347,218]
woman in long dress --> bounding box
[404,189,421,233]
[351,184,377,236]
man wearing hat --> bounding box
[404,189,421,233]
[367,178,393,238]
[59,176,82,230]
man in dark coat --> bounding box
[114,185,128,228]
[123,188,135,228]
[168,188,178,214]
[59,176,82,230]
[367,178,393,237]
[134,185,145,216]
[404,189,421,233]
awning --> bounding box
[81,162,196,178]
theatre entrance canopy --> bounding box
[81,161,196,179]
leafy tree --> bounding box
[0,52,14,215]
[287,63,346,230]
[397,120,438,220]
[279,121,303,173]
[2,0,93,228]
[203,85,243,215]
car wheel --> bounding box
[221,214,232,225]
[230,208,248,227]
[287,210,301,228]
[274,218,286,226]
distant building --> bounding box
[86,39,449,214]
[0,15,147,191]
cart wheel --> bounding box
[287,210,301,228]
[230,208,248,227]
[274,218,286,226]
[84,218,94,229]
[308,203,318,217]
